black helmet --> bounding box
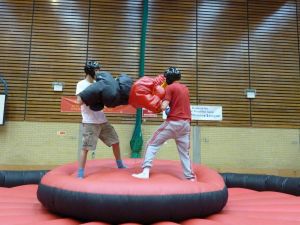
[164,66,181,85]
[84,60,101,78]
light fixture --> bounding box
[245,88,256,99]
[52,82,64,92]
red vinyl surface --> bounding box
[40,159,225,195]
[1,185,300,225]
[37,159,227,224]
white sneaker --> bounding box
[188,176,197,182]
[132,172,149,179]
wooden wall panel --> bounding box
[88,0,142,123]
[25,0,89,122]
[144,0,197,124]
[197,0,250,127]
[0,0,33,120]
[298,0,300,53]
[249,0,300,128]
[0,0,299,128]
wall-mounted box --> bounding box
[0,94,6,125]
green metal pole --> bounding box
[130,0,148,158]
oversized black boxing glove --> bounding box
[116,73,133,106]
[79,71,133,111]
[78,71,117,109]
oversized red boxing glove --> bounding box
[129,75,166,113]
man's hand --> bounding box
[165,107,170,116]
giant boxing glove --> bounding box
[129,75,167,113]
[78,71,133,111]
[116,73,133,106]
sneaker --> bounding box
[132,172,149,179]
[77,168,84,179]
[187,176,197,182]
[116,160,127,169]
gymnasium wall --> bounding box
[0,121,299,176]
[0,0,299,127]
[0,0,299,175]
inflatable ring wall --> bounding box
[37,159,228,224]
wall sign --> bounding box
[191,105,222,121]
[163,105,222,121]
[0,94,6,125]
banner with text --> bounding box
[60,96,157,117]
[163,105,222,121]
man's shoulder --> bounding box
[168,82,187,89]
[77,79,86,85]
[76,79,89,95]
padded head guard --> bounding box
[84,60,101,78]
[164,67,181,85]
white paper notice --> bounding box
[191,105,222,121]
[0,95,6,125]
[163,105,222,121]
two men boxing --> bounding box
[76,60,195,181]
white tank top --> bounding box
[76,79,107,124]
